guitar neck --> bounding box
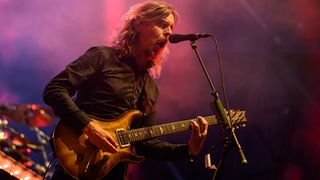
[127,115,218,143]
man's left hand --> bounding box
[188,116,208,156]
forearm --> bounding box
[135,139,189,161]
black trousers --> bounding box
[50,163,128,180]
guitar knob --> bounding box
[77,153,84,162]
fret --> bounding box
[154,126,161,136]
[205,115,218,125]
[145,127,152,139]
[137,129,142,140]
[151,126,158,137]
[131,129,139,141]
[149,127,154,136]
[162,124,167,134]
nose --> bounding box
[164,27,172,38]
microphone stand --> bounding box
[189,40,247,180]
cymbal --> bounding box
[0,104,54,127]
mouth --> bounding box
[157,39,167,49]
[144,39,168,60]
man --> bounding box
[43,1,208,179]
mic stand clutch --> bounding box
[189,40,247,180]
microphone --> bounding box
[169,33,211,44]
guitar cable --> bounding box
[42,155,58,180]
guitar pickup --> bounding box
[116,128,130,148]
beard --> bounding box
[147,46,169,78]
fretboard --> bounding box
[127,115,218,143]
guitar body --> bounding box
[52,109,145,180]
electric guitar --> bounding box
[52,109,246,179]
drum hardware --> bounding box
[31,126,50,167]
[0,103,55,176]
[0,118,46,173]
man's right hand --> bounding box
[82,121,119,153]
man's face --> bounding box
[135,13,175,69]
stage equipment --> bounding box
[169,33,248,180]
[1,103,54,177]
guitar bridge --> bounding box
[116,128,130,148]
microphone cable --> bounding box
[208,33,230,111]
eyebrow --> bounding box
[161,19,174,26]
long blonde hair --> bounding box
[112,1,178,78]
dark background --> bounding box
[0,0,319,179]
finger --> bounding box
[192,119,201,137]
[198,116,208,127]
[106,136,119,148]
[106,136,119,150]
[190,121,195,138]
[198,116,208,135]
[91,139,112,152]
[104,140,118,153]
[191,121,200,141]
[198,116,205,132]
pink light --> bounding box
[104,0,125,43]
